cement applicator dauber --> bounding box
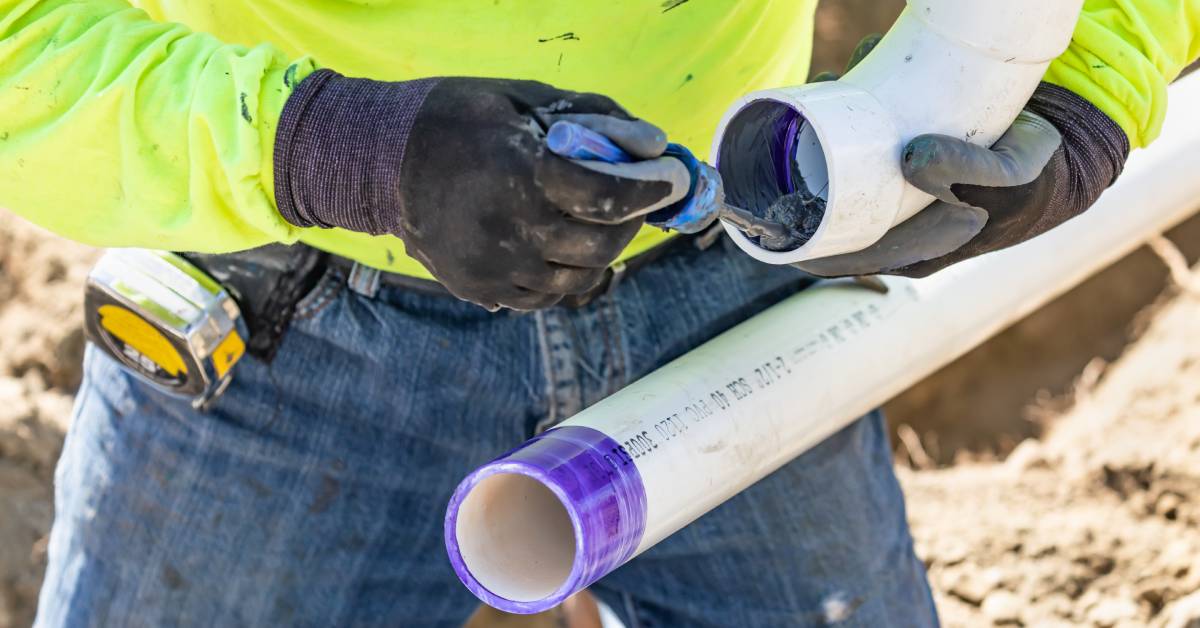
[545,121,795,243]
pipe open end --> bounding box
[445,426,648,615]
[449,467,580,610]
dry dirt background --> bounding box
[0,212,94,626]
[3,2,1200,626]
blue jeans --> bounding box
[37,237,936,627]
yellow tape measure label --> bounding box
[98,305,188,384]
[211,331,245,379]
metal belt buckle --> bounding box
[83,249,248,409]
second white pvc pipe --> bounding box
[716,0,1083,263]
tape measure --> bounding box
[84,249,248,408]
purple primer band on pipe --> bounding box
[445,426,648,614]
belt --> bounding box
[183,225,722,361]
[324,229,710,309]
[183,244,328,362]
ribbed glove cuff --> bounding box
[1027,82,1130,215]
[273,69,439,235]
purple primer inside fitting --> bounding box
[775,108,804,196]
[444,426,648,614]
[714,101,807,212]
[716,101,821,251]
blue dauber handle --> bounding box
[546,121,721,233]
[547,121,798,241]
[545,121,634,163]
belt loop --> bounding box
[694,222,726,251]
[605,260,629,297]
[347,262,381,298]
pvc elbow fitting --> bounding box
[713,0,1084,264]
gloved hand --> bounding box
[274,70,690,311]
[797,83,1130,278]
[810,33,881,83]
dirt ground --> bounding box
[0,212,96,626]
[5,2,1200,626]
[904,261,1200,627]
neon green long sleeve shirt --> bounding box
[1047,0,1200,148]
[0,1,1196,278]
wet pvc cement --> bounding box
[445,426,647,614]
[717,101,828,252]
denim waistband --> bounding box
[180,227,723,361]
[324,229,715,306]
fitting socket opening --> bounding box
[716,99,831,254]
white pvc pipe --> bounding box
[714,0,1083,264]
[446,71,1200,615]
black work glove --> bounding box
[810,34,881,83]
[274,70,689,311]
[797,83,1130,278]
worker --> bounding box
[2,0,1195,625]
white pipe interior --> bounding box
[794,123,829,199]
[455,473,577,603]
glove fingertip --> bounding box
[555,113,668,159]
[847,34,883,71]
[545,157,687,225]
[901,134,976,204]
[574,157,690,198]
[608,119,669,159]
[901,134,960,172]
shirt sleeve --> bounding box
[0,0,318,250]
[1046,0,1200,149]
